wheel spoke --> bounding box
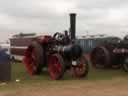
[71,55,88,78]
[23,46,38,75]
[48,54,64,80]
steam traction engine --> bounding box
[23,13,89,80]
[90,37,128,71]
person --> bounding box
[63,30,70,45]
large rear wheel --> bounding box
[90,46,111,68]
[48,53,65,80]
[23,41,44,75]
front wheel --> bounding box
[48,53,65,80]
[71,55,89,78]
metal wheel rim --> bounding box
[71,55,88,78]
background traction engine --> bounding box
[90,38,128,71]
[23,13,89,80]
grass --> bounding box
[0,62,128,91]
[11,62,128,80]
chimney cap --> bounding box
[70,13,76,15]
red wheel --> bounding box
[48,54,65,80]
[23,41,44,75]
[71,55,89,78]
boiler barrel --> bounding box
[58,44,82,60]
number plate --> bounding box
[72,61,77,66]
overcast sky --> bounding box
[0,0,128,42]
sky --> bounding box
[0,0,128,42]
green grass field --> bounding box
[12,62,128,81]
[0,62,128,91]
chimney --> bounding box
[70,13,76,40]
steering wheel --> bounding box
[53,32,65,41]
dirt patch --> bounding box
[2,79,128,96]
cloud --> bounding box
[0,0,128,42]
[77,0,127,9]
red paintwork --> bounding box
[38,35,52,44]
[23,46,37,75]
[48,55,62,80]
[74,56,84,76]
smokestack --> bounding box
[70,13,76,39]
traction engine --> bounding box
[90,37,128,71]
[23,13,89,80]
